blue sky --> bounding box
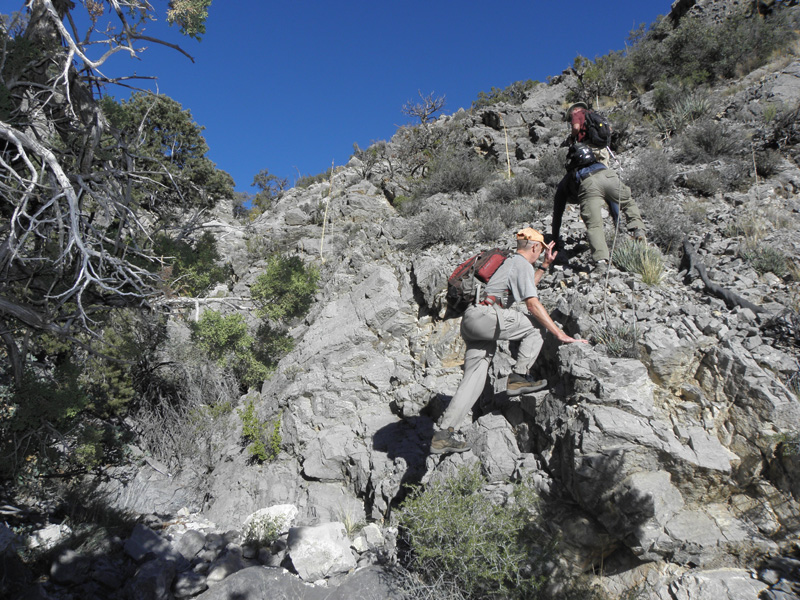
[95,1,670,194]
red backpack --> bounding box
[445,248,511,316]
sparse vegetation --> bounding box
[677,120,742,163]
[243,513,283,546]
[473,200,543,243]
[473,80,539,109]
[569,52,626,102]
[653,84,710,133]
[251,168,288,214]
[414,147,495,197]
[529,149,568,198]
[637,193,691,254]
[131,343,239,472]
[486,173,539,204]
[406,208,466,251]
[683,168,721,196]
[296,167,334,189]
[403,90,447,125]
[740,244,790,278]
[725,213,767,241]
[352,141,386,180]
[624,150,676,197]
[684,200,709,225]
[754,148,782,178]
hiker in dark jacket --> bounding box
[430,228,587,455]
[565,101,611,167]
[552,144,646,275]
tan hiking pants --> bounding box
[439,304,543,431]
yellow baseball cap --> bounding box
[516,228,544,243]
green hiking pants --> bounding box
[577,169,645,262]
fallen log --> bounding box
[680,238,768,314]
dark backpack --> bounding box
[583,110,612,147]
[445,248,511,316]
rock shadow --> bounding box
[535,434,659,575]
[372,414,436,495]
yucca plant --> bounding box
[591,323,640,358]
[611,239,664,285]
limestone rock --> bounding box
[286,522,357,581]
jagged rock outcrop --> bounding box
[14,5,800,598]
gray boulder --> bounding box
[287,522,357,581]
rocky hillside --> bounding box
[4,1,800,599]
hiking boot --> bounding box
[632,228,647,243]
[430,428,470,455]
[506,373,548,396]
[593,260,609,277]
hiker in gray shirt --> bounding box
[430,227,588,455]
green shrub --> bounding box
[152,231,228,296]
[406,208,465,251]
[568,52,626,102]
[251,254,319,322]
[191,310,271,389]
[238,399,281,463]
[622,8,800,90]
[251,169,288,211]
[486,173,539,204]
[683,169,721,196]
[397,465,547,600]
[624,150,676,198]
[677,120,742,163]
[415,147,495,197]
[652,81,681,113]
[754,149,782,178]
[635,196,690,254]
[612,239,664,284]
[740,245,790,278]
[392,195,413,212]
[529,149,568,199]
[2,360,87,477]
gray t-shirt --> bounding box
[484,253,538,308]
